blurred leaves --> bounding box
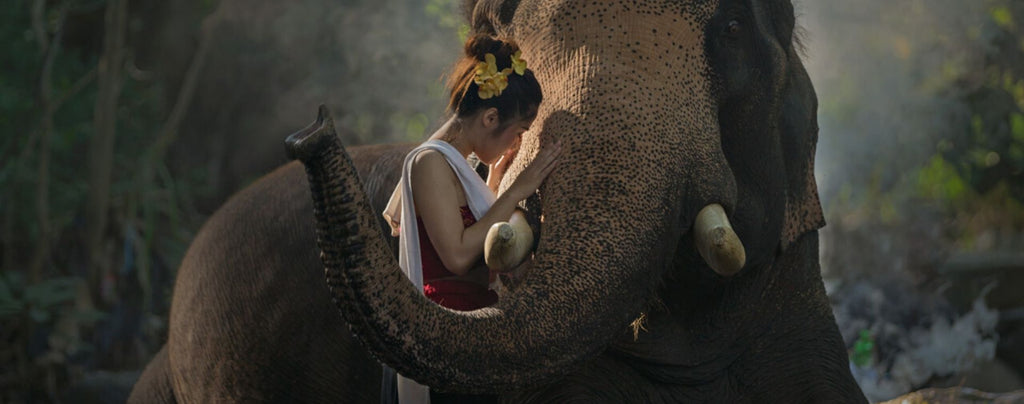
[991,6,1015,30]
[0,272,106,396]
[915,156,968,205]
[814,0,1024,256]
[0,272,102,325]
[425,0,468,42]
[1,0,201,401]
[852,329,877,368]
[942,2,1024,206]
[2,0,470,400]
[811,2,1024,396]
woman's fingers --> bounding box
[524,143,560,182]
[541,156,558,178]
[501,153,515,171]
[532,143,558,165]
[506,140,563,200]
[536,143,560,171]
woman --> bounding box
[379,35,560,404]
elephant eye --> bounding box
[726,20,742,36]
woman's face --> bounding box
[477,115,535,164]
[471,105,536,165]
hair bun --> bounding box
[445,33,540,119]
[464,34,518,63]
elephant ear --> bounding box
[778,52,825,251]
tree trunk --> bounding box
[135,13,213,309]
[29,2,75,282]
[86,0,128,303]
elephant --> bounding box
[128,142,411,403]
[130,0,869,402]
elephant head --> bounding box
[287,0,832,395]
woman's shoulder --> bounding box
[408,148,466,209]
[409,149,458,185]
[410,148,448,171]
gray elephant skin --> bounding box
[130,0,868,402]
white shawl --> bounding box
[381,138,496,403]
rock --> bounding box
[880,387,1024,404]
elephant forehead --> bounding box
[514,0,718,64]
[514,0,719,116]
[511,0,722,153]
[514,0,719,28]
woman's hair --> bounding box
[447,34,542,124]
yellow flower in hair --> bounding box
[478,73,509,99]
[478,80,498,99]
[474,53,513,99]
[511,50,527,76]
[493,72,509,91]
[474,54,498,85]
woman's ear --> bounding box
[482,108,500,129]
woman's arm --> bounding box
[411,145,559,275]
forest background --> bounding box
[1,0,1023,402]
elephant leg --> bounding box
[128,345,177,404]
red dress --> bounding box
[416,206,498,311]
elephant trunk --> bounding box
[286,105,653,393]
[285,106,410,367]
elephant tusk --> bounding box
[484,210,534,272]
[693,204,746,276]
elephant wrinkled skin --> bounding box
[131,0,868,402]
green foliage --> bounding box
[389,112,431,142]
[915,156,968,205]
[939,2,1024,204]
[0,272,103,325]
[1,1,99,244]
[406,113,431,141]
[821,0,1024,254]
[3,0,484,397]
[851,329,876,368]
[0,0,206,399]
[991,6,1015,30]
[425,0,469,42]
[0,271,106,400]
[1012,113,1024,163]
